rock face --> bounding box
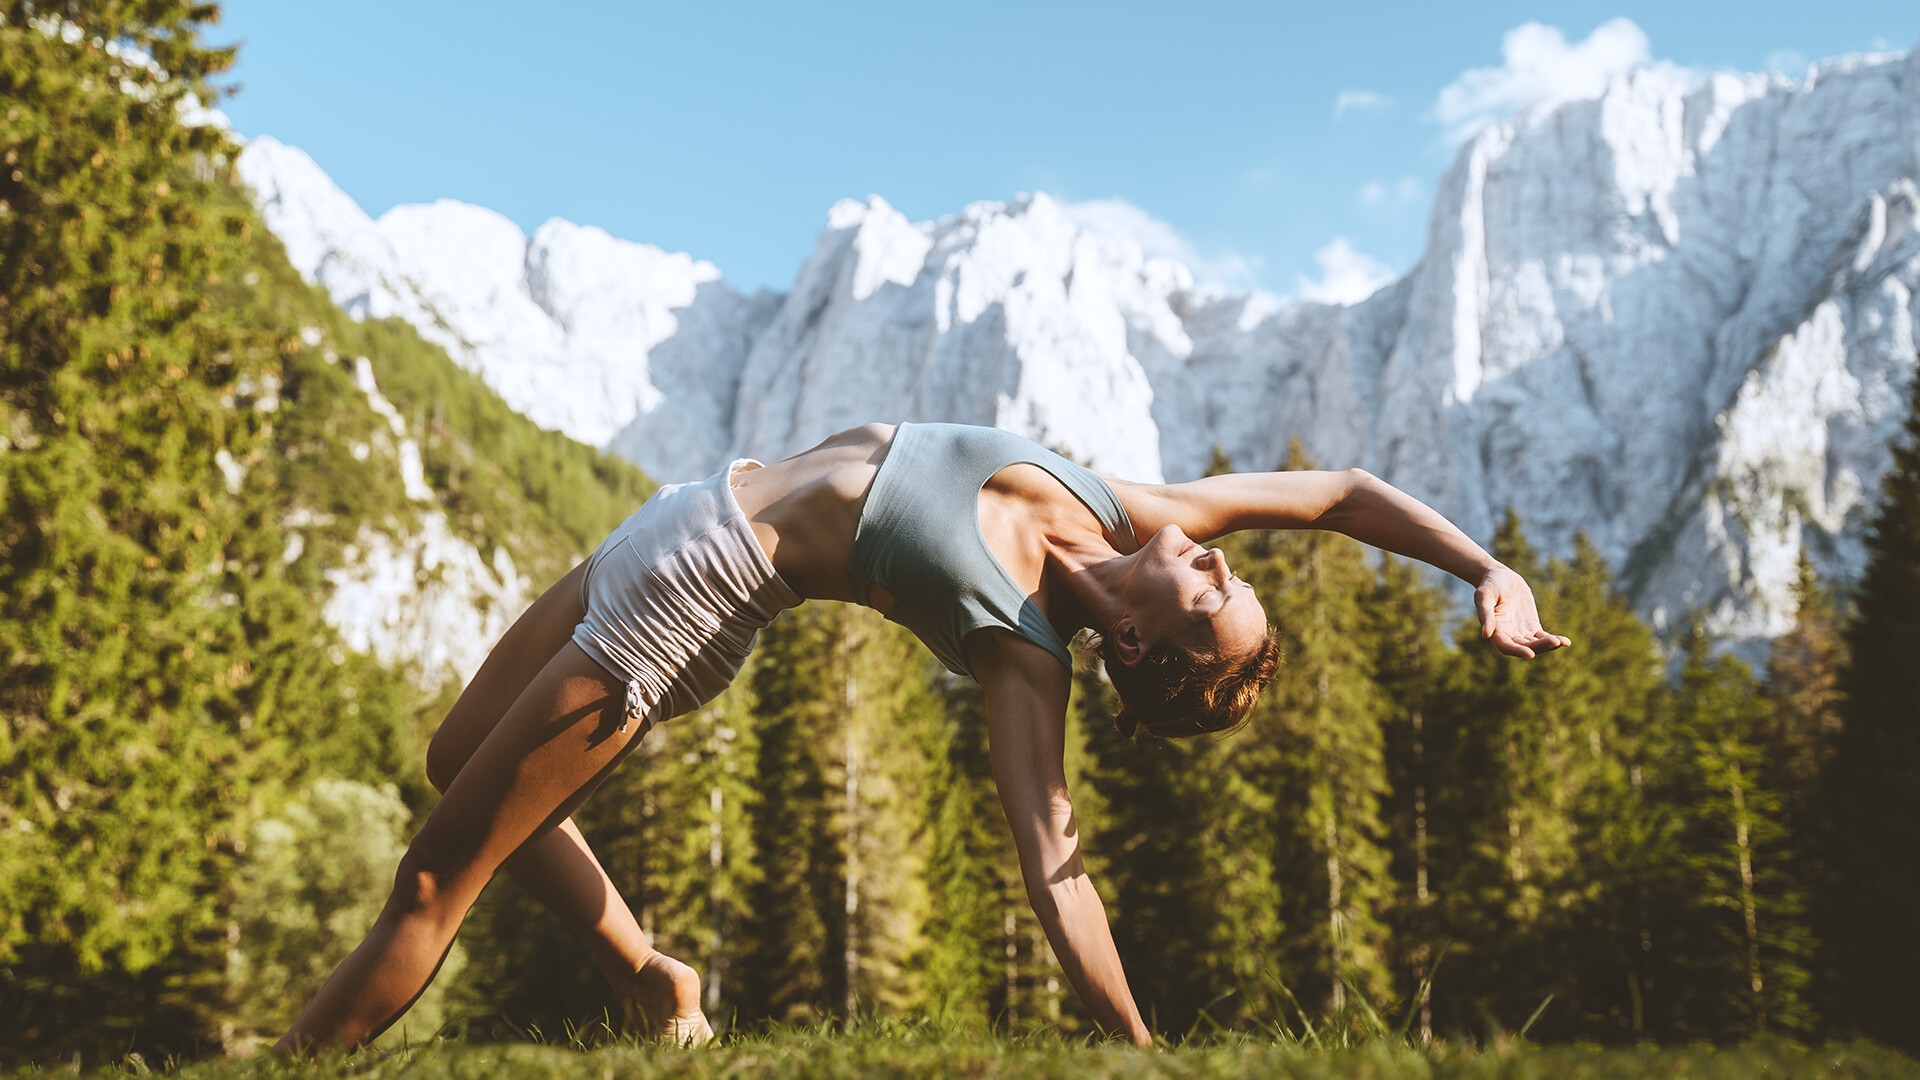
[240,138,781,481]
[240,45,1920,657]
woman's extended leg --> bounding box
[276,640,641,1054]
[421,562,703,1037]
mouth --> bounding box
[1177,538,1196,556]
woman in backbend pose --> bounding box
[276,422,1567,1053]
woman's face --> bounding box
[1113,525,1268,664]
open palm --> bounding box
[1474,566,1571,659]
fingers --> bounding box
[1489,628,1571,659]
[1490,630,1536,659]
[1475,587,1496,639]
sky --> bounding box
[213,1,1918,299]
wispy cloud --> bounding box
[1333,89,1391,118]
[1296,238,1395,305]
[1359,176,1423,210]
[1064,198,1261,293]
[1433,18,1689,144]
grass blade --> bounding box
[1517,993,1554,1041]
[1395,940,1450,1041]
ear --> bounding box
[1110,615,1148,667]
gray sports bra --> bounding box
[846,423,1136,678]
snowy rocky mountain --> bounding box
[239,44,1920,657]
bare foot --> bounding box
[610,952,712,1046]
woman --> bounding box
[276,421,1567,1053]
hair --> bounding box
[1096,624,1283,740]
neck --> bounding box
[1052,537,1133,637]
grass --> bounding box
[13,1025,1915,1080]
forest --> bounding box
[3,1,1918,1065]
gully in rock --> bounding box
[273,421,1567,1053]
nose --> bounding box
[1197,545,1231,579]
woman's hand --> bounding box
[1474,565,1571,658]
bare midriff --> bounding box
[728,423,1131,635]
[726,423,899,606]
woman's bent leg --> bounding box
[276,643,634,1055]
[425,563,704,1036]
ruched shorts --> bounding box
[571,460,801,730]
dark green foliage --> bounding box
[0,6,412,1058]
[1240,444,1394,1018]
[735,604,848,1022]
[0,3,657,1060]
[913,675,1003,1026]
[1819,369,1920,1049]
[1635,626,1811,1038]
[1371,554,1452,1041]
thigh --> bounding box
[410,641,643,906]
[426,560,591,789]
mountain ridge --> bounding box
[238,43,1920,658]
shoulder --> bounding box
[1098,475,1182,545]
[966,629,1072,706]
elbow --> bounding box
[1315,468,1376,526]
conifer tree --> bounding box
[736,604,845,1022]
[1636,625,1812,1038]
[1371,554,1453,1040]
[1078,653,1280,1036]
[1072,446,1283,1035]
[1759,551,1844,1026]
[1818,367,1920,1049]
[1237,442,1393,1021]
[733,605,943,1023]
[915,675,1007,1026]
[1423,522,1654,1038]
[0,7,418,1058]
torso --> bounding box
[727,423,1141,646]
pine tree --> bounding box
[1371,554,1453,1041]
[1423,522,1655,1039]
[1818,366,1920,1049]
[914,674,1006,1027]
[1234,442,1393,1024]
[1637,626,1812,1037]
[736,604,844,1022]
[1078,653,1280,1036]
[837,609,941,1017]
[732,605,943,1023]
[0,8,418,1059]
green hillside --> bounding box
[0,2,651,1059]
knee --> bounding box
[389,841,465,923]
[423,733,467,794]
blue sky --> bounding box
[215,1,1917,297]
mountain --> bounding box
[238,45,1920,656]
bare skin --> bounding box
[277,422,1566,1055]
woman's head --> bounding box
[1098,526,1281,739]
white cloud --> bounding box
[1063,198,1260,292]
[1433,18,1687,144]
[1333,90,1391,118]
[1359,175,1424,209]
[1296,238,1395,306]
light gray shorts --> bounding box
[572,460,801,729]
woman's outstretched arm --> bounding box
[1113,469,1570,658]
[971,634,1152,1045]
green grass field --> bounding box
[16,1030,1915,1080]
